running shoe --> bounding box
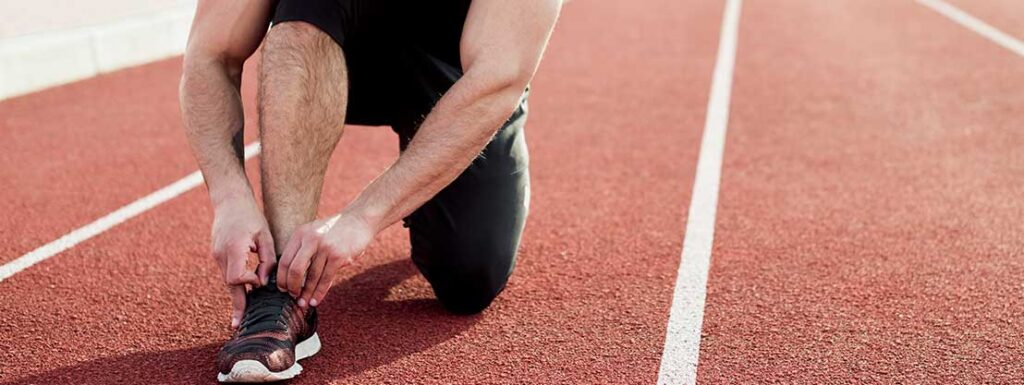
[216,276,320,382]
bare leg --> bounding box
[259,22,348,251]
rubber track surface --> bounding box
[698,0,1024,383]
[946,0,1024,39]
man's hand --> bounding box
[180,0,274,327]
[276,213,375,308]
[211,197,277,328]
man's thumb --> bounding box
[229,285,247,329]
[255,231,277,286]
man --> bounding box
[179,0,560,382]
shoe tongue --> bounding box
[247,273,282,297]
[249,281,288,301]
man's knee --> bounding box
[259,20,346,129]
[261,21,344,87]
[264,21,331,54]
[422,244,518,315]
[432,270,509,315]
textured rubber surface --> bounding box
[698,0,1024,383]
[2,0,1022,384]
[0,60,218,265]
[945,0,1024,39]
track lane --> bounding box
[0,0,722,382]
[942,0,1024,41]
[0,59,261,265]
[699,0,1024,382]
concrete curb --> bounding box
[0,1,196,101]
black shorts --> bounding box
[271,0,530,314]
[272,0,471,131]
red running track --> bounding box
[699,0,1024,383]
[0,59,246,265]
[0,0,720,383]
[2,0,1023,383]
[946,0,1024,39]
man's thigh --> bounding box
[402,99,531,314]
[271,0,472,127]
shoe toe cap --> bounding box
[217,338,295,374]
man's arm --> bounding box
[179,1,276,328]
[346,0,562,230]
[278,0,563,305]
[181,1,271,204]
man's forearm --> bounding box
[344,69,528,232]
[179,58,254,205]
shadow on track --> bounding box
[5,258,479,384]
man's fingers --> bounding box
[299,252,328,308]
[229,285,247,329]
[286,241,317,297]
[277,236,302,292]
[310,256,346,307]
[255,231,277,286]
[225,242,260,286]
[229,271,260,286]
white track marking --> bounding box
[917,0,1024,57]
[0,142,261,283]
[656,0,741,384]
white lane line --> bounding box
[656,0,741,384]
[916,0,1024,57]
[0,142,261,283]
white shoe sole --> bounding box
[217,333,321,383]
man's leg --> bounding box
[259,21,348,252]
[401,99,531,314]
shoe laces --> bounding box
[238,285,295,335]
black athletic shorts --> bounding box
[273,0,472,131]
[271,0,530,314]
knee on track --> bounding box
[424,248,517,315]
[433,277,505,315]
